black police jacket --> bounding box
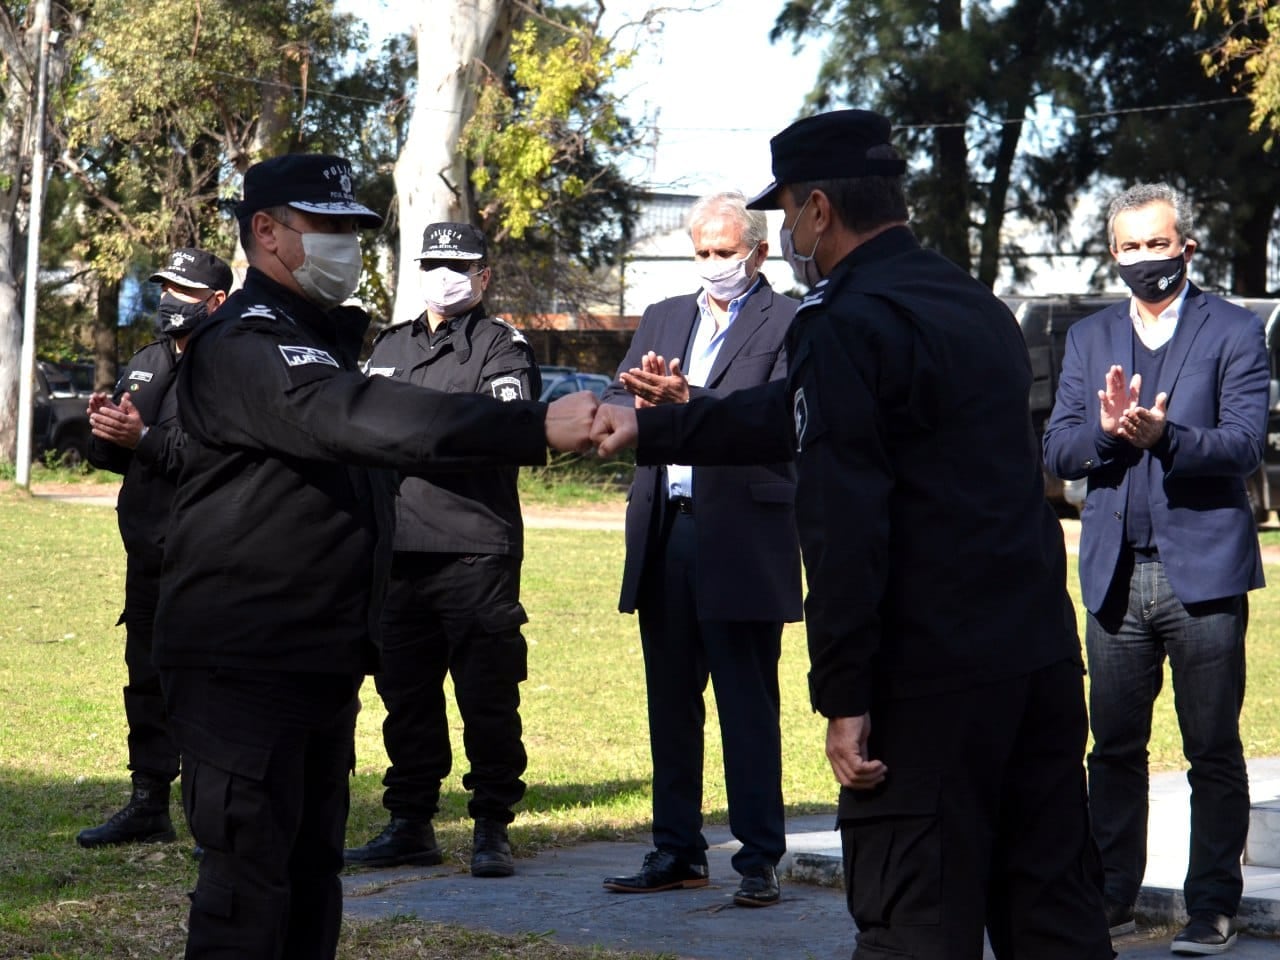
[367,306,541,557]
[152,268,549,676]
[634,227,1080,717]
[87,338,185,570]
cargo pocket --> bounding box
[189,872,235,921]
[839,768,941,929]
[475,601,529,684]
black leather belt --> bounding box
[669,496,694,515]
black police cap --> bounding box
[418,222,487,261]
[746,109,907,210]
[235,153,383,228]
[148,247,233,293]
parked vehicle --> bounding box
[1011,295,1280,524]
[33,360,92,466]
[538,368,611,402]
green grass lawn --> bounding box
[2,480,1278,957]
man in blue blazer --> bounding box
[600,191,802,907]
[1043,182,1268,955]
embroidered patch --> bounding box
[793,387,808,452]
[242,304,278,321]
[366,366,396,378]
[491,376,523,402]
[278,345,339,369]
[128,370,154,383]
[495,319,528,345]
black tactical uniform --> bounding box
[79,246,232,850]
[631,111,1113,959]
[347,304,539,875]
[154,266,549,959]
[83,339,183,835]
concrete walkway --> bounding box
[342,759,1280,958]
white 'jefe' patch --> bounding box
[367,367,396,378]
[491,376,523,401]
[128,370,155,383]
[278,345,339,369]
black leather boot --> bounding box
[344,817,443,868]
[76,777,176,848]
[470,818,514,877]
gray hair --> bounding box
[1106,183,1192,249]
[687,191,768,248]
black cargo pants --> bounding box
[840,659,1114,960]
[161,666,360,960]
[121,552,180,783]
[375,552,528,825]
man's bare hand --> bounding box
[591,404,638,458]
[826,714,888,790]
[545,391,599,454]
[621,351,689,407]
[1098,365,1140,437]
[90,393,145,449]
[1119,392,1168,448]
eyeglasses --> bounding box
[419,260,485,275]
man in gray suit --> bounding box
[600,191,802,907]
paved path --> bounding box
[342,798,1280,959]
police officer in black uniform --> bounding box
[593,111,1114,958]
[344,222,539,877]
[152,154,598,960]
[78,248,232,849]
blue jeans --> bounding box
[1085,559,1249,917]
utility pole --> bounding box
[16,0,52,488]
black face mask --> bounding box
[155,291,211,337]
[1116,252,1186,303]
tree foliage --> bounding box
[774,0,1279,295]
[1028,1,1280,295]
[772,0,1069,287]
[460,2,643,323]
[1194,0,1280,146]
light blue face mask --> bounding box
[780,195,823,288]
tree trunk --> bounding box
[0,8,41,463]
[1231,200,1275,296]
[93,277,119,391]
[976,0,1046,289]
[933,0,971,273]
[391,0,516,323]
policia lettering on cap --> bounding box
[151,153,596,960]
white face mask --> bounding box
[780,196,823,288]
[697,244,759,301]
[291,232,363,309]
[422,266,481,317]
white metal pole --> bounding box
[15,0,52,488]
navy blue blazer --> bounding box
[1043,284,1268,612]
[603,278,803,623]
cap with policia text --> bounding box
[235,154,384,228]
[747,109,907,210]
[148,248,233,292]
[418,222,487,261]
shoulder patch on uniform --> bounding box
[128,370,155,383]
[793,386,809,452]
[278,345,339,369]
[493,318,528,345]
[241,303,279,321]
[366,366,396,378]
[797,278,830,313]
[491,376,524,401]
